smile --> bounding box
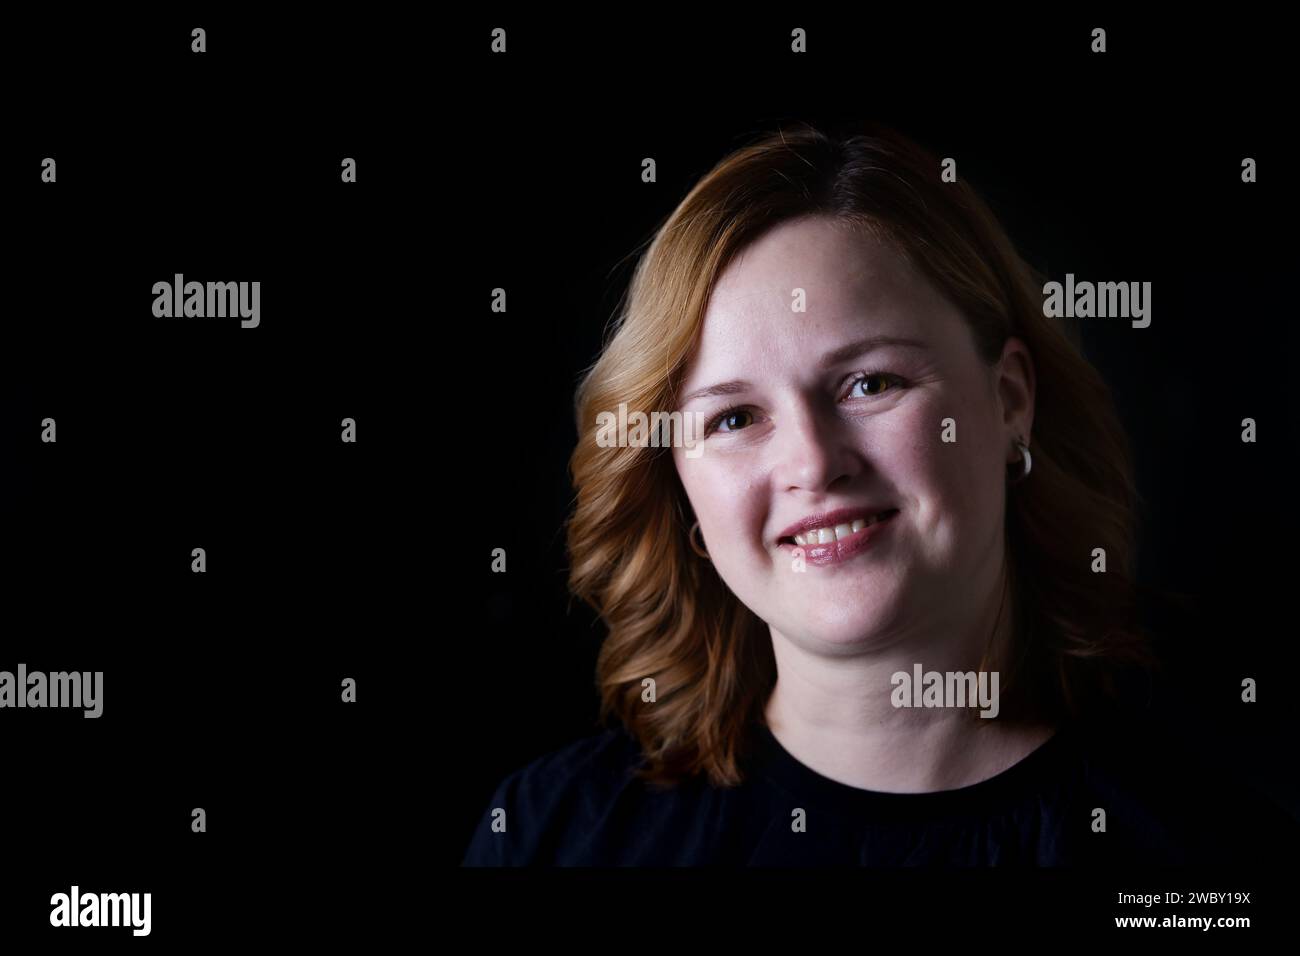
[777,508,899,567]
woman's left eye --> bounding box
[846,371,903,398]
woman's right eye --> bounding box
[707,407,754,434]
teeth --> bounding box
[792,512,888,546]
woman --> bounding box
[463,123,1296,866]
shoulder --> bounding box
[460,725,653,866]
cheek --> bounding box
[915,428,1005,552]
[890,404,994,539]
[677,459,762,550]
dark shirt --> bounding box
[461,718,1299,866]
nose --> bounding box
[769,399,862,494]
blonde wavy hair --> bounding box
[566,122,1158,789]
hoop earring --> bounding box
[1008,439,1032,484]
[688,520,711,559]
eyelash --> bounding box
[704,371,906,436]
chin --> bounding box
[782,614,898,651]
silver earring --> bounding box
[1009,438,1032,484]
[689,520,711,559]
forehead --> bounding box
[687,215,958,376]
[713,215,898,307]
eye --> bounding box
[705,407,755,435]
[846,371,903,398]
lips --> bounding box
[776,506,899,546]
[776,507,900,567]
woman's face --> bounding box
[672,215,1035,654]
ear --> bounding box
[994,337,1035,457]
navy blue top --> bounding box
[461,718,1298,866]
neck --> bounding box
[762,560,1054,793]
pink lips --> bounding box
[777,509,899,567]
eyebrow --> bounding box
[679,335,928,405]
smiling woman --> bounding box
[462,122,1299,866]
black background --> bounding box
[0,8,1294,942]
[2,12,424,947]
